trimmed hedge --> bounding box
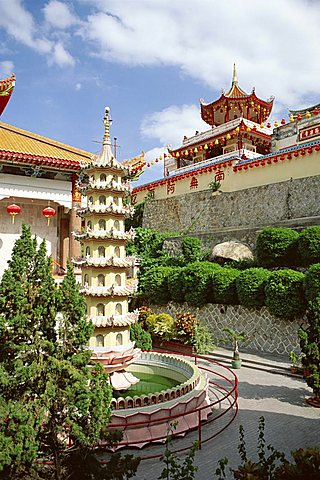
[265,269,306,318]
[167,267,186,303]
[211,268,240,305]
[236,268,271,308]
[183,262,222,306]
[298,226,320,266]
[140,266,174,304]
[181,236,202,263]
[304,263,320,302]
[256,227,299,267]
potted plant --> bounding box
[289,350,299,374]
[223,327,247,369]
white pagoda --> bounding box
[74,107,140,390]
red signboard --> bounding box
[299,125,320,142]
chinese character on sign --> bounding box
[215,170,225,182]
[131,193,137,205]
[167,182,175,195]
[190,177,198,189]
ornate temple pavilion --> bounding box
[132,67,320,204]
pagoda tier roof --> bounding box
[169,118,272,154]
[73,228,134,242]
[0,122,91,170]
[78,179,129,194]
[200,65,274,126]
[0,74,15,115]
[77,203,134,216]
[81,284,137,296]
[73,256,134,268]
[90,311,138,327]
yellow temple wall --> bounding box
[133,149,320,203]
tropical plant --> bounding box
[223,327,247,365]
[208,180,221,192]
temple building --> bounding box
[74,108,140,390]
[132,67,320,204]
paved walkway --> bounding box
[132,348,320,479]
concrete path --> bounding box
[132,348,320,479]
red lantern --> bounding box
[267,122,271,128]
[7,204,21,224]
[297,114,302,121]
[281,118,286,125]
[42,206,56,226]
[313,108,319,115]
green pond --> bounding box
[113,372,180,398]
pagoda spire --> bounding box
[103,106,111,146]
[232,63,238,85]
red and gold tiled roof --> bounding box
[0,122,92,171]
[0,73,15,116]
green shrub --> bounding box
[192,323,214,354]
[183,262,222,306]
[140,266,174,304]
[227,258,257,270]
[130,322,152,350]
[305,263,320,301]
[145,314,157,333]
[181,236,202,263]
[152,313,176,341]
[167,267,186,303]
[236,268,271,308]
[265,270,306,318]
[212,268,240,305]
[298,226,320,265]
[256,227,299,267]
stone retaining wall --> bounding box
[152,302,304,356]
[143,175,320,251]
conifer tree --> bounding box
[0,226,113,479]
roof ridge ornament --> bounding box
[232,63,238,85]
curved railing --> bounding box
[106,349,238,459]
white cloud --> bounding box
[43,1,78,29]
[75,82,82,91]
[50,42,75,67]
[82,0,320,110]
[141,104,209,149]
[0,0,52,53]
[0,61,14,76]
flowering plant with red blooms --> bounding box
[138,305,153,327]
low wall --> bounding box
[152,302,304,356]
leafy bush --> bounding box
[298,226,320,266]
[145,314,158,333]
[130,322,152,350]
[304,263,320,301]
[256,227,299,267]
[227,258,257,270]
[175,312,197,343]
[167,267,186,303]
[146,313,176,341]
[265,270,306,318]
[183,262,222,306]
[181,237,202,263]
[140,266,174,304]
[192,323,214,354]
[236,268,271,308]
[211,268,240,305]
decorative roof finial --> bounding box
[103,106,111,146]
[232,63,238,85]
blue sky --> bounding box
[0,0,320,186]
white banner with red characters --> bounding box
[299,124,320,142]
